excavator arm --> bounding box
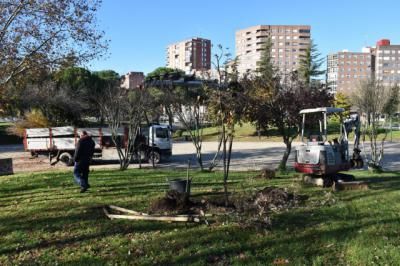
[344,114,364,168]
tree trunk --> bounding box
[166,106,174,129]
[208,136,223,171]
[221,125,229,207]
[279,139,292,171]
[195,144,204,171]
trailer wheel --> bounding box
[60,152,73,166]
[148,151,161,164]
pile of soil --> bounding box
[233,186,307,228]
[149,190,199,215]
[253,186,306,213]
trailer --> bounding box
[24,125,172,166]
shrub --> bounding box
[7,109,50,137]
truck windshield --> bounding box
[156,128,169,139]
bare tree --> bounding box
[0,0,107,87]
[97,81,145,170]
[172,85,206,171]
[351,79,400,171]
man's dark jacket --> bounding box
[74,136,95,164]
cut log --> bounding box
[334,181,369,191]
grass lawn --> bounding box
[1,168,400,265]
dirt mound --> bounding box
[233,186,307,228]
[149,190,194,215]
[253,187,305,212]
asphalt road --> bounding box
[162,141,400,171]
[1,141,399,172]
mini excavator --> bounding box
[294,107,364,185]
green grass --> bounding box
[0,123,22,145]
[1,168,400,265]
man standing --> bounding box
[73,130,95,193]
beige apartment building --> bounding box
[166,37,211,74]
[327,50,373,94]
[121,71,145,89]
[327,39,400,94]
[375,39,400,86]
[235,25,311,76]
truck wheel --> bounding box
[148,151,161,164]
[60,152,73,166]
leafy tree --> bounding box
[91,70,121,123]
[247,38,333,171]
[0,0,107,88]
[246,39,278,135]
[22,79,88,125]
[93,70,120,82]
[145,67,184,82]
[268,75,333,171]
[145,67,186,127]
[298,40,325,85]
[333,91,352,121]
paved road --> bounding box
[1,141,400,172]
[162,141,400,171]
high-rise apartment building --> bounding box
[166,37,211,74]
[327,50,373,94]
[327,39,400,94]
[235,25,311,76]
[121,71,145,90]
[375,39,400,86]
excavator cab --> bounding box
[294,107,363,177]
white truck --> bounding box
[24,125,172,166]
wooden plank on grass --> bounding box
[104,206,201,223]
[108,205,149,216]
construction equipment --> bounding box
[294,107,363,184]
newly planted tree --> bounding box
[209,45,247,206]
[351,79,400,171]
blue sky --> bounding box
[89,0,400,75]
